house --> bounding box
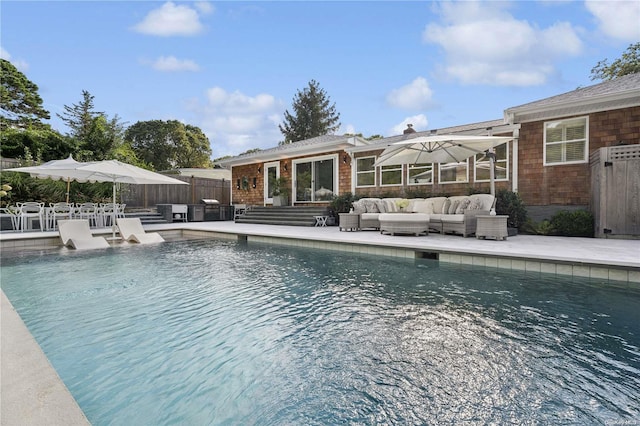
[217,73,640,223]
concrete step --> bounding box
[237,206,332,227]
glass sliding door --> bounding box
[293,155,337,203]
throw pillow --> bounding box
[455,198,471,214]
[352,201,366,214]
[448,200,459,214]
[375,200,387,213]
[441,199,451,214]
[364,200,379,213]
[468,198,483,210]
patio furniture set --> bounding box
[339,194,508,240]
[1,202,126,232]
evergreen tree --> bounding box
[57,90,103,142]
[278,80,341,145]
[0,59,50,130]
[590,42,640,81]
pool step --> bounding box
[235,206,333,227]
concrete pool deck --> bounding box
[1,221,639,424]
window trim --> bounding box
[407,163,434,186]
[474,143,509,183]
[355,155,377,188]
[438,159,469,184]
[543,116,589,166]
[380,163,403,187]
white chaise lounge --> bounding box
[116,218,164,244]
[58,219,110,250]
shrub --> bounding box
[495,189,527,229]
[550,210,594,237]
[329,192,359,215]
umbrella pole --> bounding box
[66,178,70,203]
[112,180,117,241]
[489,154,496,197]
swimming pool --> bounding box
[2,239,639,425]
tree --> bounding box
[590,42,640,81]
[125,120,212,170]
[278,79,341,144]
[0,59,50,131]
[57,90,103,142]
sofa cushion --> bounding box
[469,194,495,211]
[428,197,447,214]
[363,199,380,213]
[456,198,471,214]
[407,198,424,212]
[360,212,380,220]
[448,200,459,214]
[468,197,483,210]
[429,213,443,221]
[440,214,465,223]
[375,200,388,213]
[386,198,403,212]
[411,199,432,214]
[352,200,366,214]
[441,199,451,214]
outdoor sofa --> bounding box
[352,194,495,237]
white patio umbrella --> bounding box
[72,160,189,239]
[7,158,188,239]
[374,134,513,195]
[5,155,92,202]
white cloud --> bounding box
[386,77,434,110]
[0,47,29,72]
[585,0,640,41]
[151,56,200,72]
[195,2,214,15]
[423,1,584,86]
[190,87,285,157]
[132,2,206,36]
[340,124,357,135]
[390,115,428,136]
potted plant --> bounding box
[271,176,290,206]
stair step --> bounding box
[238,206,332,227]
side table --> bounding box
[476,215,508,240]
[339,213,360,231]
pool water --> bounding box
[2,239,639,425]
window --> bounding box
[381,164,402,186]
[475,143,508,182]
[408,163,433,185]
[439,160,468,184]
[356,157,376,187]
[293,155,337,202]
[544,117,588,165]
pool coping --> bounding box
[1,222,639,424]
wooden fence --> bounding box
[590,144,640,238]
[121,176,231,208]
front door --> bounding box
[264,162,279,205]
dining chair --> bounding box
[1,206,21,231]
[77,203,99,228]
[19,202,45,232]
[48,202,74,231]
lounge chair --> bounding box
[116,218,164,244]
[58,219,110,250]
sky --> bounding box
[2,1,639,159]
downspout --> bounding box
[349,153,356,194]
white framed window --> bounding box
[408,163,433,185]
[439,160,468,184]
[544,117,588,165]
[356,156,376,187]
[475,143,509,182]
[381,164,403,186]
